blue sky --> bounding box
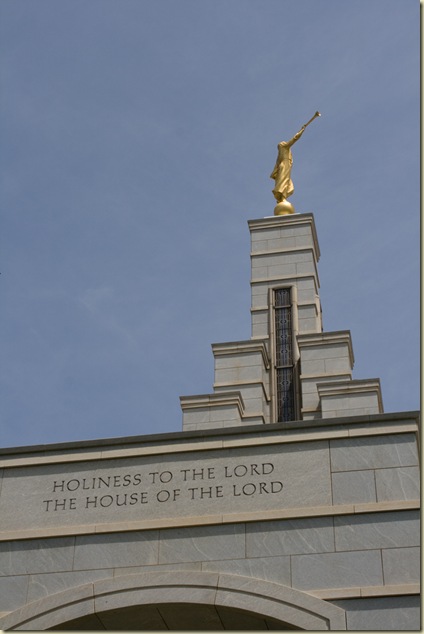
[1,0,419,447]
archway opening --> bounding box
[0,572,346,631]
[49,602,301,630]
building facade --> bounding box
[0,213,420,630]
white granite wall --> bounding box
[0,510,420,627]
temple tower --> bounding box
[181,213,383,431]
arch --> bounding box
[0,571,346,630]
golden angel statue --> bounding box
[271,111,321,215]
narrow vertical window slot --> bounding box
[274,288,296,422]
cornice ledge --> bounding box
[297,330,355,366]
[212,339,271,369]
[180,392,245,416]
[248,213,321,260]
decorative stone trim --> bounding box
[0,499,418,543]
[248,213,321,260]
[180,392,245,417]
[250,273,319,294]
[212,339,271,370]
[297,331,355,368]
[318,379,384,414]
[309,583,420,600]
[0,414,418,468]
[317,379,382,396]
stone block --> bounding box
[325,406,380,419]
[382,546,420,585]
[251,265,268,278]
[300,344,350,361]
[209,404,242,423]
[201,555,291,586]
[182,408,211,425]
[238,414,265,426]
[250,251,273,266]
[0,583,95,631]
[294,252,318,275]
[330,434,419,472]
[215,365,263,384]
[375,466,420,502]
[298,317,320,333]
[299,375,323,403]
[291,550,383,590]
[0,575,29,611]
[302,411,321,421]
[253,252,284,268]
[214,383,267,402]
[251,282,267,297]
[213,342,269,371]
[333,596,421,631]
[331,470,377,505]
[214,351,261,370]
[298,334,354,379]
[296,285,318,300]
[300,388,321,410]
[181,393,244,429]
[251,287,268,309]
[323,357,353,373]
[301,366,328,385]
[251,309,268,324]
[295,261,317,276]
[0,537,75,576]
[296,276,317,291]
[252,250,314,270]
[158,524,245,564]
[253,396,269,415]
[298,304,318,318]
[250,227,281,244]
[239,395,265,415]
[181,423,204,432]
[268,236,297,250]
[267,263,297,277]
[294,232,316,248]
[251,321,269,338]
[73,531,159,570]
[251,238,269,252]
[246,516,335,557]
[319,379,383,417]
[321,394,380,415]
[27,568,113,603]
[334,511,420,551]
[213,393,266,419]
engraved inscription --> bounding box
[0,441,333,537]
[41,462,283,513]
